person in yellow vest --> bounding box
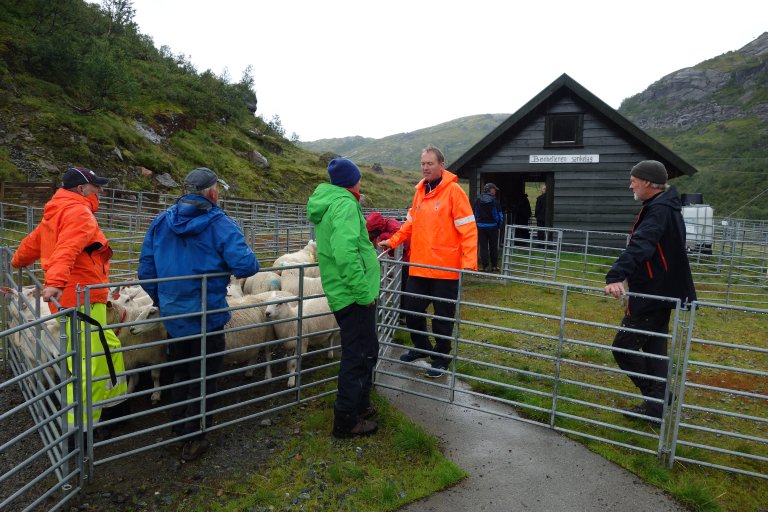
[11,166,127,432]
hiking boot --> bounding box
[399,351,427,363]
[425,362,447,378]
[622,402,662,423]
[491,266,500,272]
[332,419,378,439]
[359,405,377,420]
[181,437,210,461]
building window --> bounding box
[545,114,583,148]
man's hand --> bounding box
[377,240,391,249]
[41,286,63,302]
[604,281,626,299]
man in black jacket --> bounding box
[604,160,696,421]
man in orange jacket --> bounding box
[379,145,478,377]
[12,166,127,431]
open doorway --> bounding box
[478,173,553,229]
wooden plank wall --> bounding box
[470,94,650,240]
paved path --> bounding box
[376,356,686,512]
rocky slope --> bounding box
[620,32,768,130]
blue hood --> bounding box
[166,195,225,235]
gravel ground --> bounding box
[1,367,296,512]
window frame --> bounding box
[544,114,584,148]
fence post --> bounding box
[26,206,35,234]
[550,284,569,427]
[667,302,698,469]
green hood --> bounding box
[307,183,380,311]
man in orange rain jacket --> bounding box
[379,145,478,378]
[12,166,127,431]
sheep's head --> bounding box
[105,298,126,325]
[264,293,296,319]
[306,239,317,256]
[129,306,161,335]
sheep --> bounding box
[128,291,294,381]
[227,276,245,298]
[110,284,153,308]
[241,271,281,295]
[219,294,275,379]
[1,286,61,383]
[300,264,321,278]
[106,299,167,403]
[280,268,324,298]
[263,294,341,388]
[272,240,317,274]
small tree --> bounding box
[101,0,136,37]
[267,115,285,137]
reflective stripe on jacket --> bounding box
[388,170,478,280]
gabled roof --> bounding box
[449,73,697,178]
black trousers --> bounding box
[169,332,226,436]
[403,276,459,367]
[612,309,671,400]
[477,226,499,269]
[333,303,379,431]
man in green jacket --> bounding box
[307,158,381,438]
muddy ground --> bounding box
[1,366,309,512]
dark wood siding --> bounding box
[468,95,652,239]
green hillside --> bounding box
[300,114,510,171]
[0,0,419,209]
[619,35,768,219]
[303,36,768,220]
[2,1,766,219]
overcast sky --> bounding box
[126,1,766,141]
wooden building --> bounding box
[449,73,698,238]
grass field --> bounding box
[431,277,768,512]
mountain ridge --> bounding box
[301,33,768,218]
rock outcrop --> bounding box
[621,32,768,130]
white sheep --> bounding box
[106,299,167,403]
[1,286,61,384]
[128,291,294,381]
[241,271,281,295]
[219,294,276,379]
[110,284,154,308]
[264,294,340,388]
[272,240,317,274]
[280,268,324,298]
[227,276,245,298]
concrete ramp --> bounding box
[376,357,684,511]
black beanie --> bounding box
[327,158,361,188]
[630,160,668,184]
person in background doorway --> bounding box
[604,160,696,422]
[535,184,548,242]
[473,183,503,272]
[513,191,532,243]
[11,166,128,434]
[138,167,259,461]
[378,145,478,378]
[307,158,381,439]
